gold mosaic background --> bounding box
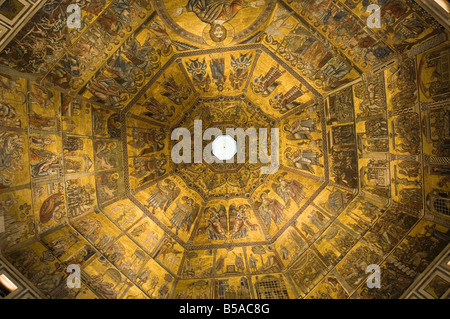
[0,0,448,299]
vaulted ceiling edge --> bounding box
[0,0,448,300]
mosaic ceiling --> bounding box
[0,0,449,299]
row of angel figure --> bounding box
[143,173,306,238]
[126,117,325,188]
[132,53,254,125]
[137,57,310,128]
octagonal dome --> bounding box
[212,135,237,161]
[0,0,448,301]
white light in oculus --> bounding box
[212,135,237,161]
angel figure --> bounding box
[131,153,167,185]
[156,238,183,264]
[254,191,285,229]
[145,179,180,214]
[140,96,175,122]
[229,53,252,89]
[95,141,117,170]
[128,126,166,155]
[263,6,293,38]
[169,197,200,235]
[285,147,322,174]
[269,85,304,113]
[210,54,226,92]
[272,173,306,208]
[200,205,227,241]
[229,204,260,240]
[159,76,191,105]
[251,66,285,97]
[283,117,320,140]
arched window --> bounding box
[0,274,18,298]
[427,190,450,218]
[254,275,289,299]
